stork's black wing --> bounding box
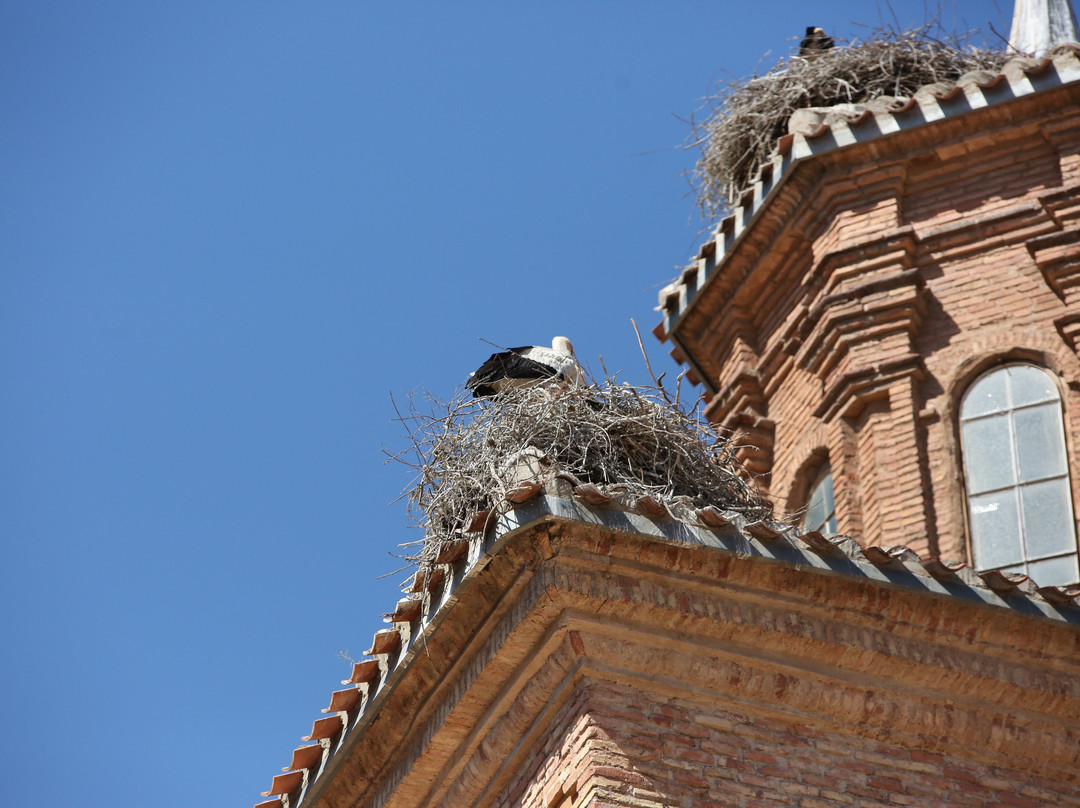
[466,347,558,397]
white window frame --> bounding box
[959,363,1079,586]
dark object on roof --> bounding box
[799,26,835,56]
[466,336,586,398]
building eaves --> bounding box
[654,43,1080,358]
[253,476,1080,808]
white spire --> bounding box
[1009,0,1080,57]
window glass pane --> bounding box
[963,370,1008,417]
[1020,478,1076,558]
[1007,365,1060,407]
[1014,403,1067,482]
[970,490,1023,568]
[961,414,1016,494]
[1026,554,1080,587]
[803,494,825,533]
[819,470,835,515]
[803,465,836,534]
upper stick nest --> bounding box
[390,381,772,569]
[691,25,1011,218]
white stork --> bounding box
[466,337,586,398]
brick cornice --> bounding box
[1028,185,1080,303]
[1024,185,1080,359]
[795,267,926,377]
[704,368,767,425]
[814,353,927,422]
[1031,227,1080,301]
[701,370,776,478]
[301,512,1080,808]
[916,197,1061,260]
[763,233,927,424]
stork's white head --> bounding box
[552,336,575,357]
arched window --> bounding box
[959,364,1079,586]
[802,463,838,534]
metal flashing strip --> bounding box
[494,495,1080,625]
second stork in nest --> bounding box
[799,26,835,56]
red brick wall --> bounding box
[499,679,1080,808]
[494,685,593,808]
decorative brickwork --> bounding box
[498,680,1080,808]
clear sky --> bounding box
[1,2,1013,806]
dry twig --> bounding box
[386,381,771,579]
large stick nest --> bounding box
[691,25,1010,218]
[390,381,772,571]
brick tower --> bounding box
[656,35,1080,587]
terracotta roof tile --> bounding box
[634,495,668,518]
[365,628,401,656]
[261,770,303,797]
[1037,584,1080,605]
[390,596,423,623]
[978,569,1037,594]
[409,567,445,594]
[799,531,860,555]
[696,505,732,529]
[921,558,968,578]
[746,521,785,541]
[285,744,323,773]
[303,715,344,742]
[465,510,493,533]
[343,658,379,685]
[505,481,542,503]
[434,539,469,564]
[574,482,614,506]
[863,545,922,568]
[323,687,362,714]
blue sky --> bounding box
[1,2,1013,805]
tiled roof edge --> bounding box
[495,492,1080,623]
[256,480,1080,807]
[656,43,1080,341]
